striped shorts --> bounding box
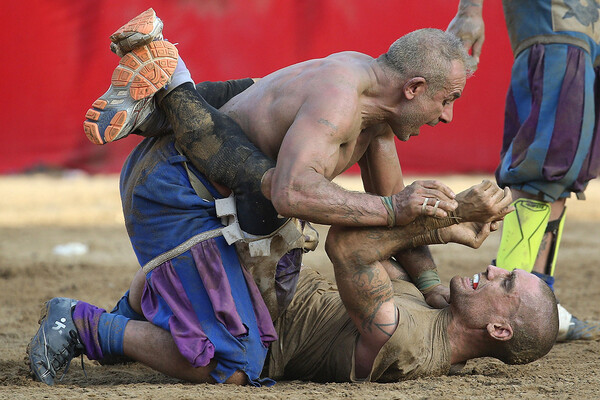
[496,43,600,201]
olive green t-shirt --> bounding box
[264,268,452,382]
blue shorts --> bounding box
[120,136,277,385]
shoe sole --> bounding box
[83,41,177,145]
[26,301,52,383]
[110,8,163,56]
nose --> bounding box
[439,103,454,124]
[486,264,508,280]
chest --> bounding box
[330,127,379,177]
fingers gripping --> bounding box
[390,180,458,225]
[420,180,456,201]
[485,182,514,219]
[421,198,454,218]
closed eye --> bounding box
[443,93,461,106]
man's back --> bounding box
[220,51,388,179]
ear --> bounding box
[486,322,513,341]
[403,77,427,100]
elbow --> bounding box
[269,184,302,218]
[270,190,293,217]
[325,226,348,266]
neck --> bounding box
[446,311,490,364]
[359,62,404,127]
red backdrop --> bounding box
[0,0,512,175]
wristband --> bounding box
[414,269,442,292]
[410,229,446,248]
[381,196,396,228]
[422,214,462,230]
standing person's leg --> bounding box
[495,43,600,341]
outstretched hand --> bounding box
[392,180,458,226]
[455,180,513,223]
[423,284,450,309]
[441,220,500,249]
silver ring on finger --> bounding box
[421,198,429,213]
[432,200,441,216]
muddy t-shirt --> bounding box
[264,268,452,382]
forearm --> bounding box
[326,226,400,344]
[325,224,439,342]
[392,247,439,287]
[413,214,461,230]
[264,169,390,227]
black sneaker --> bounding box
[27,298,84,385]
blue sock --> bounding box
[110,291,146,321]
[97,313,129,356]
[532,271,555,291]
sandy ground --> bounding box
[1,173,599,399]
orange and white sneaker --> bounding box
[83,40,178,145]
[110,8,164,57]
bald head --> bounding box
[493,280,558,364]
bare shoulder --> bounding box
[318,52,375,87]
[299,54,374,129]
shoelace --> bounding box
[56,330,86,381]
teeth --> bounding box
[472,273,479,289]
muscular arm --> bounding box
[262,96,456,226]
[325,224,418,378]
[264,93,392,226]
[359,129,447,307]
[325,215,498,377]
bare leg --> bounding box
[123,320,247,384]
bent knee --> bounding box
[325,226,349,262]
